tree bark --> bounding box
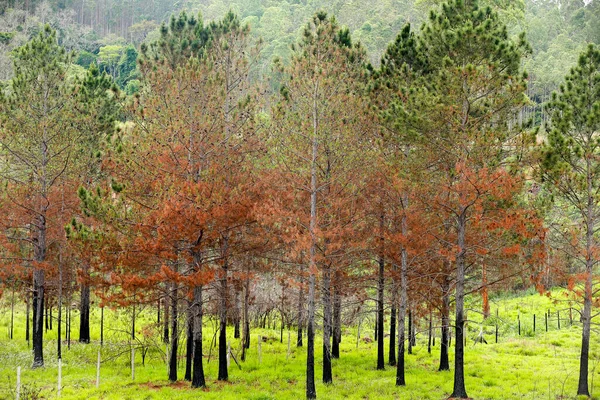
[168,269,178,382]
[332,273,342,359]
[79,263,91,343]
[163,292,170,344]
[322,264,333,383]
[450,211,468,399]
[185,301,193,381]
[439,272,451,371]
[396,209,408,386]
[218,238,229,381]
[32,268,45,367]
[192,285,205,388]
[389,267,397,366]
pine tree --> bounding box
[541,43,600,398]
[0,25,77,368]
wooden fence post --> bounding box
[58,358,62,397]
[16,366,20,400]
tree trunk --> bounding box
[377,240,385,369]
[79,264,91,343]
[192,285,205,388]
[218,238,229,381]
[408,310,413,355]
[57,256,63,359]
[389,267,397,366]
[234,287,241,339]
[322,264,332,383]
[185,301,193,381]
[32,269,45,367]
[243,263,251,354]
[396,209,408,386]
[163,292,170,344]
[168,274,178,382]
[482,262,489,319]
[577,207,594,396]
[26,293,30,345]
[450,211,468,399]
[439,272,451,371]
[297,271,304,347]
[10,285,15,339]
[332,273,341,359]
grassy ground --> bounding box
[0,289,597,400]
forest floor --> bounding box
[0,288,596,400]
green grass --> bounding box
[0,289,598,399]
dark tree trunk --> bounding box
[168,277,178,382]
[450,212,468,399]
[192,285,205,388]
[439,273,451,371]
[322,264,332,383]
[79,263,91,343]
[407,310,412,355]
[306,272,316,399]
[45,300,49,332]
[428,311,432,354]
[332,273,341,359]
[49,302,52,330]
[185,301,193,381]
[163,292,170,344]
[242,263,251,360]
[297,273,304,347]
[218,242,229,381]
[57,257,63,359]
[234,287,241,339]
[577,260,593,396]
[396,208,408,386]
[26,293,30,345]
[377,255,385,370]
[10,286,15,339]
[389,269,397,366]
[32,269,45,367]
[100,306,104,346]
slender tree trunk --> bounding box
[306,87,319,399]
[168,270,178,382]
[26,293,30,345]
[450,211,468,399]
[45,300,49,333]
[439,272,451,371]
[396,212,408,386]
[10,285,15,340]
[192,284,205,388]
[163,291,170,344]
[408,310,413,355]
[396,209,408,386]
[577,195,594,397]
[377,210,385,370]
[218,238,229,381]
[100,306,104,346]
[389,266,397,366]
[482,262,489,319]
[57,256,63,359]
[297,269,305,347]
[332,273,341,359]
[32,269,45,367]
[79,263,91,343]
[234,288,241,339]
[185,301,193,381]
[243,263,250,354]
[322,264,333,383]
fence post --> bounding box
[258,335,262,364]
[58,358,62,397]
[287,331,291,360]
[495,323,498,343]
[131,347,135,380]
[16,366,20,400]
[227,341,231,368]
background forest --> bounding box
[0,1,600,400]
